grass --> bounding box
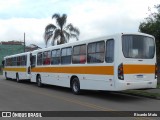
[157,83,160,88]
[123,90,160,99]
[123,82,160,99]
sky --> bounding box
[0,0,159,48]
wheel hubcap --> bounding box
[38,77,41,86]
[17,76,19,81]
[73,82,78,92]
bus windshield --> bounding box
[122,35,155,59]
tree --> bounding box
[44,13,80,46]
[139,4,160,61]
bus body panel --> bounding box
[3,33,156,92]
[30,65,115,90]
[30,33,157,91]
[30,35,116,91]
[3,52,31,80]
[114,33,157,91]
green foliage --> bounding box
[0,44,24,65]
[44,13,80,46]
[139,4,160,61]
[124,90,160,99]
[157,83,160,88]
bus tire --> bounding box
[16,73,20,83]
[37,75,43,87]
[71,77,81,95]
[5,72,9,80]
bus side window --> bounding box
[17,56,21,66]
[12,57,17,66]
[72,44,86,64]
[37,52,43,65]
[106,39,114,63]
[6,59,8,66]
[87,41,105,63]
[21,55,27,66]
[61,47,72,64]
[51,49,60,65]
[31,55,36,67]
[43,51,51,65]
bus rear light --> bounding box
[118,63,124,80]
[155,63,158,79]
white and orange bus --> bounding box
[29,33,157,94]
[3,52,31,82]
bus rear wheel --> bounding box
[37,75,43,87]
[5,72,9,80]
[71,77,81,95]
[16,73,20,83]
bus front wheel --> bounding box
[37,75,43,87]
[16,73,20,83]
[71,77,81,95]
[5,72,9,80]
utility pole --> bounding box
[24,32,25,52]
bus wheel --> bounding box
[71,77,81,95]
[16,73,20,83]
[37,75,42,87]
[5,72,9,80]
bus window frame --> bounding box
[105,39,114,63]
[87,40,105,63]
[51,49,60,65]
[61,47,72,64]
[43,51,51,65]
[72,44,86,64]
[37,52,43,66]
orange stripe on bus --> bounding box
[31,66,114,75]
[123,65,155,74]
[4,68,27,72]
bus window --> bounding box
[87,41,105,63]
[122,35,155,59]
[37,52,43,65]
[31,55,36,67]
[72,44,86,64]
[14,57,17,66]
[17,56,21,66]
[43,51,51,65]
[106,39,114,63]
[6,59,8,66]
[21,55,27,66]
[61,47,72,64]
[9,58,12,66]
[51,49,60,65]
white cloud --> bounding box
[68,0,160,41]
[0,0,21,11]
[0,18,52,47]
[0,0,159,48]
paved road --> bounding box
[0,75,160,120]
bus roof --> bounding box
[31,32,154,54]
[4,52,30,59]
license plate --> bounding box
[136,75,143,78]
